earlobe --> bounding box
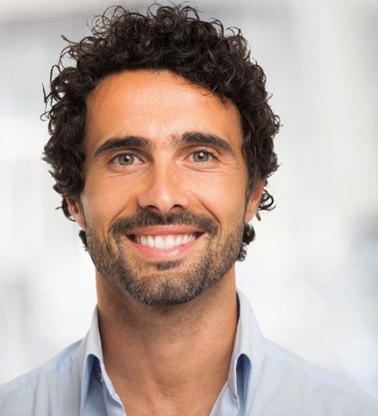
[65,196,85,229]
[245,180,265,223]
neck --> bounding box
[96,271,238,416]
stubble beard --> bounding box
[84,209,244,306]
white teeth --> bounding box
[155,236,164,249]
[165,235,175,249]
[147,235,155,248]
[135,234,196,249]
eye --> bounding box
[111,152,141,166]
[191,150,214,163]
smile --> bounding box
[134,234,197,250]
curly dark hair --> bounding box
[43,3,280,260]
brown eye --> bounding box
[113,153,140,166]
[192,151,212,163]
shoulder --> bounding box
[251,339,378,415]
[0,340,82,416]
[236,291,377,414]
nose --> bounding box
[137,162,190,214]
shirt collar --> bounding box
[75,308,105,414]
[227,290,267,403]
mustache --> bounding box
[111,208,218,236]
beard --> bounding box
[84,209,244,306]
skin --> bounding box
[67,69,263,416]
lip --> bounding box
[124,226,205,260]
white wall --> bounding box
[0,0,377,398]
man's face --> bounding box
[67,70,262,306]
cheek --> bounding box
[190,173,248,224]
[81,177,138,229]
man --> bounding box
[0,4,376,416]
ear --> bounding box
[245,180,265,223]
[65,196,85,229]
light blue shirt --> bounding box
[0,291,377,415]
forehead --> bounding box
[84,69,244,153]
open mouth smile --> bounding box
[133,234,198,250]
[125,226,204,257]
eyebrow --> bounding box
[93,136,151,158]
[92,131,235,158]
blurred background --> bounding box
[0,0,377,398]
